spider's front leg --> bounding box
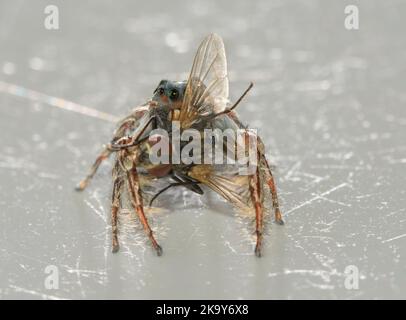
[127,165,163,256]
[75,118,138,191]
[75,145,113,191]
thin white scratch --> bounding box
[302,172,328,185]
[305,279,335,290]
[224,241,238,254]
[387,208,406,217]
[285,161,301,180]
[382,233,406,244]
[75,256,86,298]
[318,196,351,207]
[302,235,333,240]
[267,268,342,283]
[84,200,107,222]
[10,285,68,300]
[285,183,348,215]
[66,269,107,276]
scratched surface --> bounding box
[0,0,405,299]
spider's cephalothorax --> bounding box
[152,80,186,119]
[152,79,187,106]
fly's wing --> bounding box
[205,173,252,209]
[179,33,229,129]
[188,165,252,210]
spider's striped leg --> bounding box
[76,117,137,191]
[127,167,162,256]
[249,164,264,257]
[111,177,123,253]
[261,155,284,225]
[76,145,113,191]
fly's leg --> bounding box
[149,180,202,207]
[127,167,163,256]
[75,145,113,191]
[111,177,123,253]
[149,173,203,207]
[262,156,284,225]
[249,165,264,257]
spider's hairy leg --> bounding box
[75,117,138,191]
[127,166,163,256]
[111,177,123,253]
[249,164,264,258]
[75,145,113,191]
[261,155,284,225]
[110,115,156,151]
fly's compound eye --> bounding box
[169,89,179,100]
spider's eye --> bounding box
[158,88,165,95]
[170,89,179,100]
